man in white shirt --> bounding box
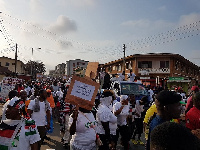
[96,90,117,150]
[113,95,130,150]
[132,96,148,145]
[27,89,51,150]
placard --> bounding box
[65,75,99,110]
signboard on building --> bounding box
[140,77,150,79]
[169,77,184,81]
[65,75,99,110]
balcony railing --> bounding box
[138,68,170,74]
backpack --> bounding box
[33,97,50,112]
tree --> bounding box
[25,60,46,79]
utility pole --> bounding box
[123,44,126,73]
[15,43,17,77]
[31,48,33,76]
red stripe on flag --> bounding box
[25,125,36,129]
[0,129,15,138]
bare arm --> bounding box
[114,106,124,116]
[27,109,33,117]
[30,141,38,150]
[46,110,51,129]
[69,107,79,135]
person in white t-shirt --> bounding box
[148,87,154,102]
[69,106,97,150]
[127,69,136,82]
[132,96,148,145]
[96,90,117,150]
[27,89,51,150]
[113,95,130,150]
[0,97,40,150]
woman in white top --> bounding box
[113,95,130,150]
[0,97,40,150]
[69,106,97,150]
[96,90,117,150]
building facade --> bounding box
[103,53,200,92]
[0,56,25,74]
[55,63,66,77]
[65,59,89,76]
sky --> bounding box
[0,0,200,74]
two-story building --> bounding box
[0,56,25,74]
[103,53,200,92]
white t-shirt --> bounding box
[28,100,50,126]
[96,104,117,135]
[134,100,144,118]
[1,119,41,150]
[25,86,31,95]
[1,100,10,121]
[69,111,96,150]
[113,102,129,126]
[148,89,154,101]
[52,85,59,92]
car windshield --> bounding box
[120,82,148,95]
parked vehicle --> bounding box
[111,81,150,101]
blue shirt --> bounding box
[146,115,166,150]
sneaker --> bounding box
[138,140,144,145]
[132,139,138,145]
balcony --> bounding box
[138,68,170,74]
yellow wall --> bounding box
[0,57,25,74]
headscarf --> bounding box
[8,96,25,110]
[120,95,128,102]
[100,96,112,107]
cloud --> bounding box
[121,19,174,36]
[30,0,42,12]
[178,13,200,26]
[48,15,77,35]
[56,40,73,49]
[58,0,96,8]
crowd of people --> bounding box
[0,76,200,150]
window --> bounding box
[126,62,129,69]
[138,61,152,68]
[82,63,85,65]
[12,63,15,65]
[116,65,121,71]
[113,66,116,70]
[160,61,169,68]
[73,63,75,67]
[0,62,1,66]
[5,62,9,66]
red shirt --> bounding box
[186,96,193,112]
[186,106,200,130]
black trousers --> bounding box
[98,134,109,150]
[116,125,130,150]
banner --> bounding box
[65,75,99,110]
